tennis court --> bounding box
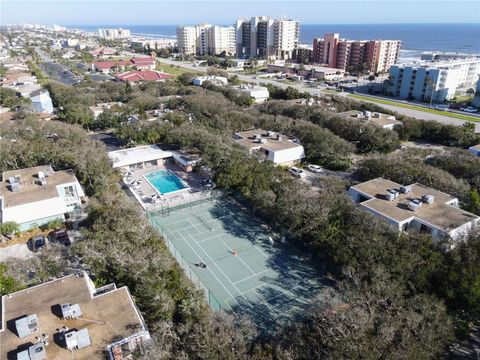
[149,195,324,328]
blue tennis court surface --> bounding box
[149,196,325,329]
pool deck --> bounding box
[123,159,207,209]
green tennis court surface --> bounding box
[149,196,324,328]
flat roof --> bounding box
[1,273,148,360]
[172,148,202,166]
[339,110,401,128]
[0,166,82,208]
[351,177,479,231]
[108,145,172,168]
[235,129,301,152]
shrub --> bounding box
[0,222,19,236]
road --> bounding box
[34,46,83,85]
[159,58,480,132]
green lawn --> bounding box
[452,95,474,104]
[348,94,480,123]
[156,63,200,77]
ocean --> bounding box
[74,23,480,62]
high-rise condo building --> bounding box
[235,17,300,60]
[98,28,131,40]
[176,26,198,55]
[176,24,235,56]
[206,25,236,56]
[312,33,401,73]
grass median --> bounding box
[348,94,480,123]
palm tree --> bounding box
[424,76,435,107]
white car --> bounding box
[460,106,478,113]
[307,164,323,173]
[289,167,306,178]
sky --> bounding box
[1,0,479,26]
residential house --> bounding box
[348,177,479,245]
[236,84,270,103]
[192,75,228,86]
[1,271,151,360]
[234,129,305,166]
[339,110,402,130]
[108,145,172,170]
[0,166,85,231]
[30,89,54,114]
[91,57,155,74]
[89,102,124,119]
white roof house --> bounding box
[108,145,172,169]
[234,129,305,166]
[468,144,480,157]
[339,110,402,130]
[0,166,85,231]
[192,75,228,86]
[348,177,479,246]
[1,271,151,360]
[237,85,270,103]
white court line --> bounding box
[170,225,238,310]
[234,269,270,285]
[221,205,270,260]
[197,233,227,244]
[221,204,309,286]
[184,219,250,304]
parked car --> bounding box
[460,106,478,113]
[435,104,449,111]
[307,164,323,173]
[48,229,71,246]
[289,166,306,178]
[29,235,47,252]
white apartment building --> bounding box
[234,129,305,166]
[235,17,299,60]
[206,26,236,56]
[273,20,300,60]
[389,58,480,102]
[348,177,479,245]
[176,26,197,55]
[177,24,235,56]
[0,166,85,231]
[98,28,131,40]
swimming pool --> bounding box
[144,170,189,195]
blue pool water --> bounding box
[145,170,188,194]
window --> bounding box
[64,185,76,197]
[419,224,432,234]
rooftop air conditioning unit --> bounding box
[268,131,275,138]
[372,112,381,118]
[260,138,268,144]
[10,182,20,192]
[277,135,283,141]
[407,199,423,211]
[421,194,434,204]
[385,192,395,201]
[400,185,412,194]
